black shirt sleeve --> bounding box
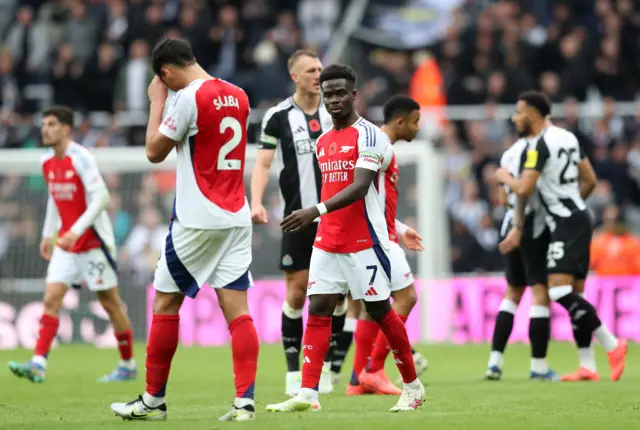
[523,137,550,172]
[258,108,281,150]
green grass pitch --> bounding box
[0,342,637,429]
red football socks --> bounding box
[301,315,332,390]
[350,319,379,385]
[367,314,409,373]
[376,310,416,383]
[115,329,134,361]
[145,314,179,397]
[229,315,259,399]
[34,314,59,358]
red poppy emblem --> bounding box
[329,142,337,155]
[309,119,321,132]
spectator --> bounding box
[590,204,640,275]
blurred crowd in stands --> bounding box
[1,0,640,279]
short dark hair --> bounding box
[319,64,357,86]
[518,90,551,118]
[383,95,420,124]
[42,106,74,127]
[152,38,196,76]
[287,49,319,71]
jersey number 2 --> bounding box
[218,117,242,171]
[558,148,579,184]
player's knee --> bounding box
[97,289,122,314]
[285,272,308,309]
[42,294,63,316]
[43,284,66,315]
[153,291,184,315]
[216,289,249,323]
[363,299,392,322]
[392,285,417,316]
[347,297,362,319]
[530,284,550,307]
[504,286,524,304]
[308,294,339,317]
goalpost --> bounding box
[0,142,448,347]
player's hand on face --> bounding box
[39,238,53,261]
[147,75,168,103]
[281,207,319,233]
[56,231,80,251]
[498,226,521,254]
[494,168,511,184]
[401,228,424,251]
[251,203,268,224]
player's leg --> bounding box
[267,248,345,413]
[330,294,359,382]
[351,246,425,412]
[209,226,259,422]
[280,224,316,395]
[520,229,558,381]
[8,247,77,383]
[111,220,204,421]
[548,219,626,382]
[325,297,347,385]
[216,283,259,421]
[95,287,137,381]
[365,243,427,388]
[486,247,526,380]
[82,249,137,382]
[528,283,557,380]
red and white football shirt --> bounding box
[315,117,390,253]
[379,143,400,243]
[159,78,251,230]
[41,142,115,253]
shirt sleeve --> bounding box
[42,193,60,238]
[158,88,197,142]
[70,151,110,236]
[258,106,281,149]
[395,219,409,236]
[355,124,388,172]
[523,137,550,172]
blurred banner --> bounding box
[0,285,146,350]
[353,0,464,49]
[426,276,640,343]
[2,276,638,349]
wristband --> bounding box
[316,203,328,216]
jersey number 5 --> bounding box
[558,148,579,185]
[219,117,242,171]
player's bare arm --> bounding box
[146,76,176,163]
[498,195,526,255]
[250,147,276,224]
[495,168,540,198]
[395,219,423,251]
[281,167,376,233]
[578,157,597,199]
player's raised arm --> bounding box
[250,107,280,224]
[146,76,196,163]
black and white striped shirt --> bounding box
[258,97,333,217]
[523,125,586,218]
[500,138,545,238]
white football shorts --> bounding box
[46,246,118,291]
[388,241,415,292]
[154,219,253,298]
[307,245,391,302]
